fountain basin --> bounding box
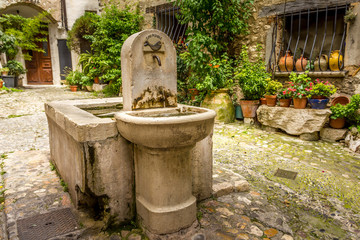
[116,105,216,148]
[115,105,215,234]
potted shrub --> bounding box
[265,80,283,107]
[288,71,312,109]
[277,88,292,107]
[330,95,360,129]
[0,67,9,76]
[65,70,82,92]
[308,79,337,109]
[6,60,26,77]
[199,54,235,123]
[235,45,270,117]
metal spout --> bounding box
[153,55,161,66]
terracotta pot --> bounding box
[295,55,307,72]
[279,51,294,72]
[329,118,345,129]
[0,81,3,88]
[260,98,267,105]
[70,85,78,92]
[293,98,308,109]
[265,95,277,107]
[1,71,8,76]
[240,100,260,118]
[188,88,199,100]
[314,54,328,71]
[329,50,343,71]
[94,77,99,84]
[279,98,291,107]
[331,96,350,106]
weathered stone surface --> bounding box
[320,128,348,142]
[345,132,360,153]
[244,117,256,125]
[281,235,294,240]
[213,182,233,197]
[300,132,319,141]
[262,125,278,133]
[121,29,177,111]
[257,105,331,135]
[234,180,250,192]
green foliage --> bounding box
[0,30,16,56]
[265,80,283,96]
[308,79,337,98]
[0,67,9,73]
[330,95,360,123]
[67,12,99,53]
[65,70,89,86]
[287,71,312,98]
[5,60,26,76]
[0,12,50,60]
[235,45,270,100]
[277,88,292,99]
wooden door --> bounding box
[25,37,53,84]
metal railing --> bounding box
[268,4,348,73]
[147,3,187,44]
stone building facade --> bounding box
[0,0,99,86]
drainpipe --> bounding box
[61,0,68,30]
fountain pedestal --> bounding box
[135,145,196,234]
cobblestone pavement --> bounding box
[0,88,360,240]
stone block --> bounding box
[244,117,256,125]
[300,132,319,141]
[92,83,107,92]
[213,182,233,197]
[320,128,348,142]
[234,180,250,192]
[257,105,331,135]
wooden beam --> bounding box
[259,0,359,18]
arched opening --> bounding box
[1,3,56,85]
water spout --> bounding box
[153,55,161,66]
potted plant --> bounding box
[6,60,26,77]
[0,67,9,76]
[65,70,82,92]
[288,71,312,109]
[265,80,283,107]
[199,54,235,123]
[308,79,337,109]
[329,104,347,128]
[0,78,3,88]
[235,45,270,117]
[277,88,292,107]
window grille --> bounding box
[147,3,187,44]
[268,4,349,73]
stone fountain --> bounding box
[116,29,215,234]
[45,29,215,237]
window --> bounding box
[268,4,349,73]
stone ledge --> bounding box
[257,105,331,135]
[320,128,348,142]
[45,98,123,142]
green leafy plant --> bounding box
[0,67,9,73]
[287,71,312,98]
[235,45,270,100]
[330,95,360,123]
[265,80,283,96]
[308,79,337,98]
[5,60,26,76]
[65,70,83,86]
[0,12,50,60]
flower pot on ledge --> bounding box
[265,95,277,107]
[279,99,291,107]
[329,118,345,129]
[240,100,260,118]
[309,98,329,109]
[293,98,308,109]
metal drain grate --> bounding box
[274,168,298,180]
[17,208,78,240]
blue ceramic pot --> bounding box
[309,98,329,109]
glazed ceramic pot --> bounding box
[279,98,291,107]
[265,95,277,107]
[279,51,294,72]
[201,89,235,123]
[240,100,260,118]
[295,55,307,72]
[329,50,343,71]
[314,54,328,71]
[235,104,243,120]
[293,98,308,109]
[308,98,329,109]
